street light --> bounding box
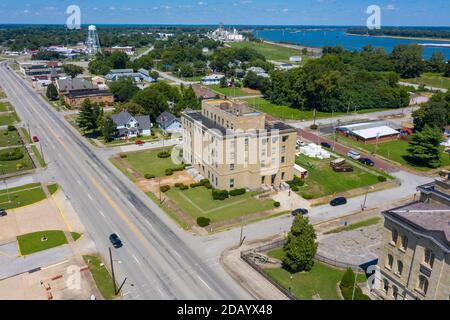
[109,247,127,296]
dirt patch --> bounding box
[241,87,261,95]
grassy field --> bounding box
[31,144,46,167]
[295,155,383,199]
[264,260,366,300]
[83,255,117,300]
[0,146,34,174]
[404,72,450,89]
[0,102,11,112]
[19,127,31,144]
[0,112,20,126]
[207,84,261,98]
[0,183,47,209]
[120,147,183,177]
[336,136,450,171]
[165,186,276,224]
[228,41,306,63]
[324,217,382,235]
[17,230,68,256]
[0,130,22,147]
[242,98,392,121]
[47,183,59,195]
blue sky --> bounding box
[0,0,449,26]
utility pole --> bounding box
[239,217,246,246]
[351,268,358,300]
[27,123,31,141]
[109,248,117,295]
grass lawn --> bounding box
[324,217,382,235]
[0,102,11,112]
[295,155,382,199]
[165,186,276,224]
[207,84,261,97]
[47,183,59,195]
[241,98,392,121]
[264,260,367,300]
[404,72,450,89]
[19,127,31,143]
[228,41,307,63]
[83,255,117,300]
[0,146,34,174]
[71,232,82,241]
[17,230,68,256]
[0,183,47,209]
[120,147,183,177]
[0,112,20,126]
[337,136,450,171]
[0,130,22,147]
[31,144,46,167]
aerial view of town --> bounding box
[0,0,449,311]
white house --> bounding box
[202,74,225,85]
[289,56,302,63]
[156,111,182,135]
[111,111,152,139]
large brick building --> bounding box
[374,176,450,300]
[181,99,296,191]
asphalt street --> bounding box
[0,61,252,300]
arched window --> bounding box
[397,261,404,276]
[392,285,399,300]
[424,248,435,268]
[400,235,408,251]
[391,229,398,245]
[386,254,394,270]
[418,275,429,295]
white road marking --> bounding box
[98,210,106,218]
[173,251,181,259]
[144,219,153,229]
[132,255,141,266]
[197,275,211,290]
[77,179,82,186]
[87,194,93,200]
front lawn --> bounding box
[295,155,383,199]
[337,136,450,171]
[228,41,306,63]
[0,102,11,112]
[0,146,34,174]
[404,72,450,89]
[264,260,366,300]
[0,129,22,147]
[0,183,47,209]
[165,186,276,224]
[83,255,117,300]
[17,230,68,256]
[0,112,20,126]
[31,144,46,167]
[207,84,261,97]
[120,147,183,177]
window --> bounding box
[281,146,286,154]
[392,286,399,300]
[229,179,235,188]
[391,229,398,246]
[424,248,435,268]
[400,235,408,251]
[281,156,285,164]
[282,135,288,142]
[386,254,394,270]
[417,275,429,295]
[230,164,235,171]
[281,172,285,180]
[383,279,389,293]
[397,261,403,276]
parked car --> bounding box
[32,136,39,143]
[347,150,361,160]
[330,197,347,207]
[109,233,123,248]
[332,165,354,172]
[291,208,309,216]
[135,140,145,146]
[0,209,7,217]
[359,157,375,166]
[320,142,331,149]
[296,140,305,148]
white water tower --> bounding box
[86,25,101,55]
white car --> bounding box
[347,150,361,160]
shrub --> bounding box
[274,201,281,208]
[287,175,304,188]
[160,185,170,193]
[310,124,318,130]
[302,194,314,200]
[377,175,387,182]
[7,125,15,132]
[144,173,155,179]
[16,163,24,170]
[119,153,127,158]
[175,183,182,188]
[157,151,171,158]
[204,182,212,189]
[180,184,189,190]
[212,189,229,200]
[229,188,246,196]
[191,179,211,189]
[165,168,173,176]
[291,186,299,192]
[197,217,211,227]
[0,148,24,161]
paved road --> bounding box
[152,69,197,86]
[0,62,251,300]
[399,81,448,93]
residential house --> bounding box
[111,110,152,139]
[246,66,269,78]
[63,89,114,109]
[156,111,182,135]
[105,69,156,83]
[202,74,225,85]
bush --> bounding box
[302,194,314,200]
[157,151,171,158]
[160,185,170,193]
[310,124,318,130]
[287,175,304,188]
[377,175,387,182]
[144,173,155,179]
[204,182,212,189]
[119,153,127,158]
[165,168,173,176]
[274,201,281,208]
[197,217,211,227]
[339,268,371,300]
[175,183,189,190]
[191,179,211,189]
[0,148,24,161]
[7,125,15,132]
[16,163,24,170]
[291,186,299,192]
[229,188,246,196]
[212,189,229,200]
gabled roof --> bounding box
[111,110,151,129]
[56,78,95,92]
[156,111,180,129]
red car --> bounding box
[135,140,145,145]
[32,136,39,143]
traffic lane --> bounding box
[297,128,400,173]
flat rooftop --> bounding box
[203,99,262,117]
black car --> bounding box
[0,210,7,217]
[359,157,375,166]
[292,208,309,216]
[330,197,347,207]
[320,142,331,149]
[109,233,123,248]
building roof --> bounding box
[202,74,224,81]
[65,89,113,98]
[385,201,450,250]
[338,121,401,140]
[192,85,217,99]
[111,110,151,129]
[56,78,95,92]
[156,111,180,129]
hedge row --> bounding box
[190,179,212,189]
[157,151,171,159]
[175,183,189,190]
[229,188,246,196]
[160,185,170,193]
[0,148,24,161]
[165,165,186,176]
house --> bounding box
[202,74,225,85]
[111,110,152,139]
[104,46,135,56]
[104,69,156,83]
[156,111,182,135]
[63,89,114,109]
[289,56,302,63]
[56,77,96,95]
[246,66,269,78]
[91,76,108,90]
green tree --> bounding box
[114,101,145,115]
[62,64,84,78]
[178,85,200,111]
[102,115,116,142]
[444,60,450,77]
[150,71,159,81]
[46,83,58,101]
[219,76,228,88]
[76,99,96,132]
[407,125,443,168]
[282,215,318,272]
[132,87,168,120]
[391,44,424,78]
[108,78,140,102]
[413,93,450,131]
[426,52,446,73]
